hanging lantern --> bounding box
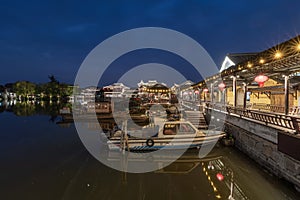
[216,172,224,181]
[189,91,193,95]
[254,74,269,87]
[194,90,199,94]
[218,82,226,91]
[203,88,209,93]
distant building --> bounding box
[138,80,168,89]
[138,80,168,94]
[2,83,16,100]
[80,86,100,101]
[137,80,172,104]
[103,83,130,98]
[171,80,195,100]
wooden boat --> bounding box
[107,120,226,151]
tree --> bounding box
[59,83,73,98]
[48,75,59,84]
[13,81,36,100]
[39,75,60,100]
[0,85,5,92]
[0,85,5,99]
[8,75,73,102]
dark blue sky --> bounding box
[1,0,300,86]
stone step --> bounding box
[184,111,208,129]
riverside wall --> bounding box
[204,108,300,191]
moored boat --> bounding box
[107,120,225,151]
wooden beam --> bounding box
[262,92,271,99]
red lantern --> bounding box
[218,82,226,91]
[203,88,209,93]
[254,75,268,87]
[194,90,199,94]
[216,173,224,181]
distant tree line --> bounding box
[0,75,74,101]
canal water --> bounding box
[0,105,299,200]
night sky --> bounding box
[1,0,300,86]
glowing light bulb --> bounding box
[274,51,282,59]
[259,59,265,64]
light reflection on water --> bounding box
[0,109,298,200]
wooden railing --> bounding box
[206,103,300,134]
[251,103,270,111]
[251,103,300,115]
[209,102,300,115]
[290,106,300,115]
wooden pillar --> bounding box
[243,83,247,110]
[220,90,224,104]
[210,83,214,103]
[284,75,289,115]
[224,88,227,104]
[233,76,237,107]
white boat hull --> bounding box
[108,132,225,151]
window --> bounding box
[163,123,196,135]
[177,123,195,134]
[246,91,251,101]
[163,123,176,135]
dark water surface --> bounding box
[0,111,299,200]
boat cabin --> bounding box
[162,122,198,135]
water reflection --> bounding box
[0,100,71,119]
[106,149,248,200]
[51,146,298,200]
[0,104,299,200]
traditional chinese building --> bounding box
[193,35,300,115]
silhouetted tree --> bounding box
[0,85,5,92]
[48,75,59,84]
